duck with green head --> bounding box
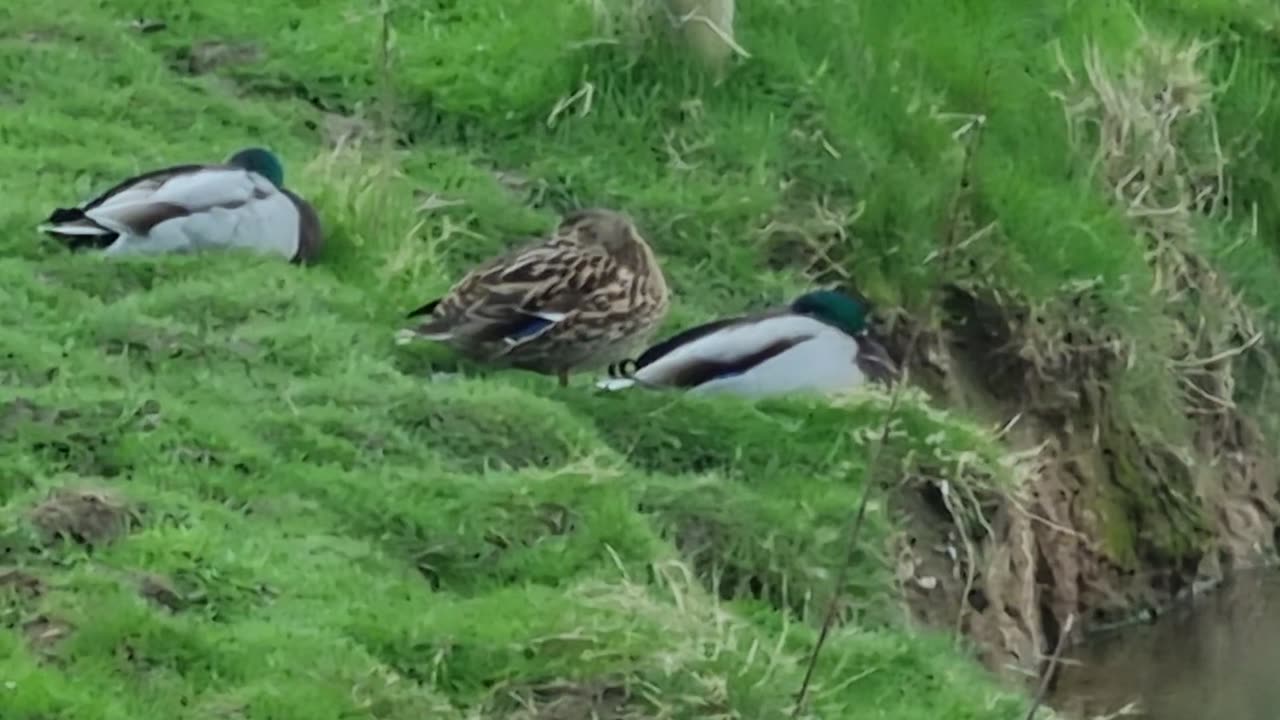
[597,289,898,397]
[38,147,323,264]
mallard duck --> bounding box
[395,208,670,386]
[38,147,322,264]
[596,289,899,397]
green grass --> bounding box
[2,0,1279,717]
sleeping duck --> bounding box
[38,147,322,264]
[395,208,670,387]
[596,289,899,397]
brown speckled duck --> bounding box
[395,208,670,386]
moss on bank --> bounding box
[2,0,1280,716]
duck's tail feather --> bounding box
[606,358,638,378]
[595,376,638,391]
[394,328,453,346]
[39,207,116,236]
[405,298,441,319]
[39,207,121,251]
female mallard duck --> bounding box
[38,147,322,264]
[394,208,670,387]
[596,289,899,397]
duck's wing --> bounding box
[402,235,545,321]
[91,166,279,237]
[607,311,825,389]
[407,237,621,348]
[39,163,209,245]
[42,164,280,241]
[629,316,748,370]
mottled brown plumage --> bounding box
[396,208,670,386]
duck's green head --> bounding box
[227,147,285,187]
[791,289,871,336]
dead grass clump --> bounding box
[943,284,1126,413]
[0,567,45,599]
[492,678,641,720]
[22,614,73,656]
[136,572,187,613]
[1057,32,1278,564]
[757,200,864,285]
[393,498,579,591]
[3,397,152,478]
[183,40,265,75]
[29,487,140,550]
[660,509,794,610]
[0,567,62,658]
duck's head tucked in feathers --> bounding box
[790,289,870,337]
[226,147,285,187]
[560,208,638,249]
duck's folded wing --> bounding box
[631,313,821,388]
[628,315,746,370]
[84,167,273,237]
[77,164,208,212]
[40,163,207,237]
[420,243,614,346]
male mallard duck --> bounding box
[394,208,670,387]
[38,147,322,264]
[596,289,898,397]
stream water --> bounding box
[1048,569,1280,720]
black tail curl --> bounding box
[607,358,638,378]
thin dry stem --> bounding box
[791,115,986,718]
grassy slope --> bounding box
[0,0,1277,717]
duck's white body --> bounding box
[40,158,319,263]
[597,313,871,397]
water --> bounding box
[1049,570,1280,720]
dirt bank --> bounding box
[881,34,1280,682]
